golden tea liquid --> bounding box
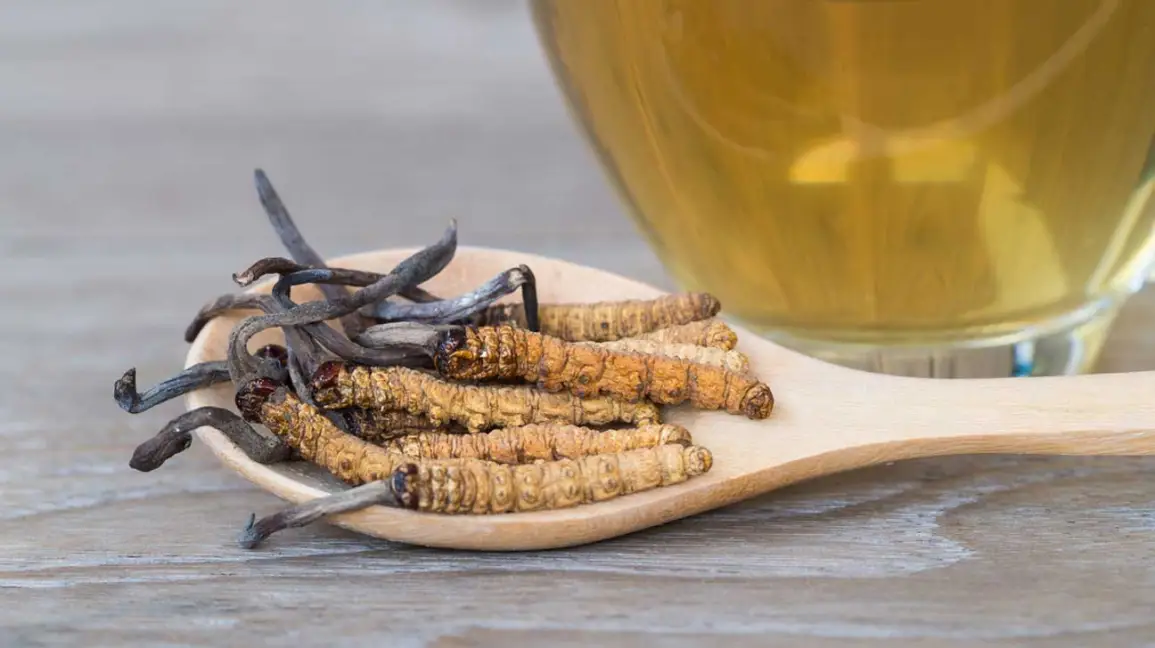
[530,0,1155,350]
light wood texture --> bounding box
[188,247,1155,551]
[3,1,1155,645]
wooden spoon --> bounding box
[186,246,1155,551]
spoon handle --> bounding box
[876,370,1155,457]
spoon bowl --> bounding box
[186,246,1155,551]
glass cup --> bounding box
[528,0,1155,378]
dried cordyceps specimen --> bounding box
[631,319,739,350]
[588,339,751,375]
[243,382,423,484]
[382,423,692,463]
[310,362,662,432]
[390,442,713,515]
[474,292,720,342]
[431,325,773,419]
[236,428,704,547]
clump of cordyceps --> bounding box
[114,170,773,549]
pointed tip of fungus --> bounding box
[128,431,193,473]
[183,322,203,344]
[253,168,273,195]
[113,367,140,413]
[440,219,459,248]
[237,513,262,549]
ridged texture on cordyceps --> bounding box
[435,325,773,419]
[630,319,738,350]
[310,363,662,433]
[476,292,720,342]
[382,423,692,463]
[393,443,714,514]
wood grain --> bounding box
[1,1,1154,646]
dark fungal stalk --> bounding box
[114,364,229,414]
[195,257,537,342]
[184,293,267,343]
[365,264,539,330]
[237,478,408,549]
[236,260,538,331]
[185,292,420,369]
[128,406,292,472]
[222,219,457,385]
[232,257,383,292]
[114,345,288,414]
[223,223,458,385]
[253,168,441,307]
[254,169,368,337]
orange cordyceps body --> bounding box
[310,363,662,433]
[383,423,691,463]
[434,325,774,419]
[630,319,738,350]
[392,443,714,514]
[476,292,720,342]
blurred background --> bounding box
[0,0,666,336]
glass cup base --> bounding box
[749,305,1123,379]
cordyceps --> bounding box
[309,362,662,432]
[381,423,693,463]
[631,319,739,350]
[430,325,774,419]
[474,292,720,342]
[114,168,776,550]
[587,338,751,375]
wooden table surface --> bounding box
[3,2,1153,646]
